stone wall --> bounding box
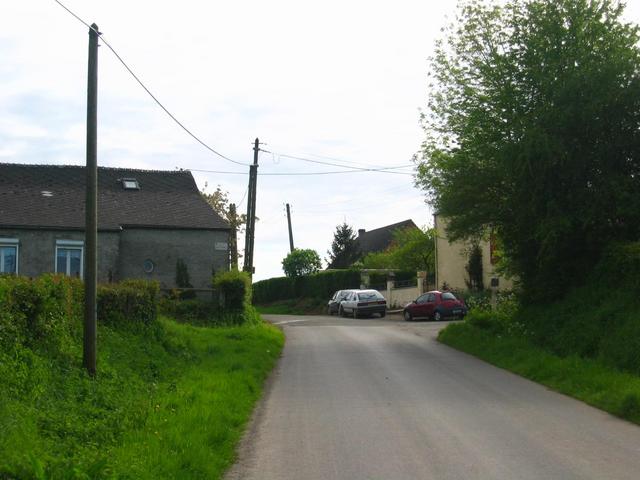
[117,228,229,288]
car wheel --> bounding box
[353,308,358,319]
[434,310,442,322]
[338,306,344,317]
[403,310,412,322]
[380,310,386,318]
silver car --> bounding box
[327,289,355,315]
[339,289,387,318]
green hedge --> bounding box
[0,274,83,352]
[214,269,251,310]
[0,275,159,351]
[97,279,159,328]
[252,270,361,304]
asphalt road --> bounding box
[225,314,640,480]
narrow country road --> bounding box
[225,314,640,480]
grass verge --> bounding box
[438,322,640,425]
[0,315,284,479]
[255,297,326,315]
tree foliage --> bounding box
[282,249,323,277]
[362,227,435,272]
[200,183,248,232]
[416,0,640,300]
[326,223,361,269]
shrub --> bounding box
[214,270,251,310]
[175,258,196,300]
[0,274,83,352]
[97,280,159,329]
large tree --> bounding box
[416,0,640,300]
[326,223,360,268]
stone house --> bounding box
[0,163,230,289]
[434,213,513,291]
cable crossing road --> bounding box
[226,314,640,480]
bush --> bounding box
[213,270,251,310]
[97,280,159,329]
[0,274,83,352]
[252,270,360,304]
[0,275,161,354]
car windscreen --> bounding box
[358,292,382,301]
[441,292,457,300]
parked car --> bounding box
[327,289,355,315]
[403,290,467,321]
[339,289,387,318]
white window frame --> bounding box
[0,238,19,274]
[55,240,84,279]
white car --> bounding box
[338,289,387,318]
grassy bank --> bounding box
[0,316,284,479]
[439,321,640,425]
[255,297,326,315]
[438,242,640,424]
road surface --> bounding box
[225,314,640,480]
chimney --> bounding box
[358,229,366,237]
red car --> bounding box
[403,290,467,321]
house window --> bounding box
[0,238,19,274]
[55,240,84,278]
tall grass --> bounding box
[0,316,284,479]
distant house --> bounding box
[434,213,512,291]
[0,163,230,289]
[356,219,419,257]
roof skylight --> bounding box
[122,178,140,190]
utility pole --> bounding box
[286,203,294,253]
[229,203,238,269]
[84,23,99,377]
[243,138,259,274]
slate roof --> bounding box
[0,163,229,231]
[356,219,419,256]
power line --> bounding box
[276,152,414,172]
[52,0,249,167]
[237,187,249,207]
[189,167,413,176]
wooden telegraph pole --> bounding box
[229,203,238,269]
[84,23,99,376]
[286,203,294,253]
[243,138,259,274]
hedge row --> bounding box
[0,274,159,351]
[252,270,361,304]
[97,279,159,328]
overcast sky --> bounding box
[3,1,640,281]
